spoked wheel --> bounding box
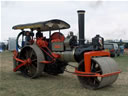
[19,45,45,78]
[77,57,119,89]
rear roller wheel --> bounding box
[77,57,119,89]
[19,45,45,78]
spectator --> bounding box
[25,31,31,45]
[36,28,43,38]
[120,45,124,55]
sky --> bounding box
[1,0,128,42]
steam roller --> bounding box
[12,10,121,89]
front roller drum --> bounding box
[78,57,119,89]
[18,45,45,78]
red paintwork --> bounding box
[52,39,63,42]
[51,32,65,42]
[75,68,121,77]
[74,51,121,77]
[40,60,54,64]
[84,51,110,72]
[40,47,60,64]
[13,50,32,72]
[54,45,61,48]
[36,37,48,48]
[13,50,18,58]
[110,49,115,52]
[52,53,60,58]
[13,57,32,72]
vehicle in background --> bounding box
[8,37,16,51]
[0,42,6,52]
[104,43,120,57]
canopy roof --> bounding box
[12,19,70,31]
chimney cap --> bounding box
[77,10,85,14]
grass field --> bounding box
[0,51,128,96]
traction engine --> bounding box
[12,10,121,89]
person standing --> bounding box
[120,45,124,56]
[25,31,31,45]
[36,28,43,38]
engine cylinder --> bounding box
[55,49,76,62]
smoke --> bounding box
[89,0,103,9]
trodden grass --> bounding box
[0,51,128,96]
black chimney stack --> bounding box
[77,10,85,46]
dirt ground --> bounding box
[0,51,128,96]
[124,49,128,55]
